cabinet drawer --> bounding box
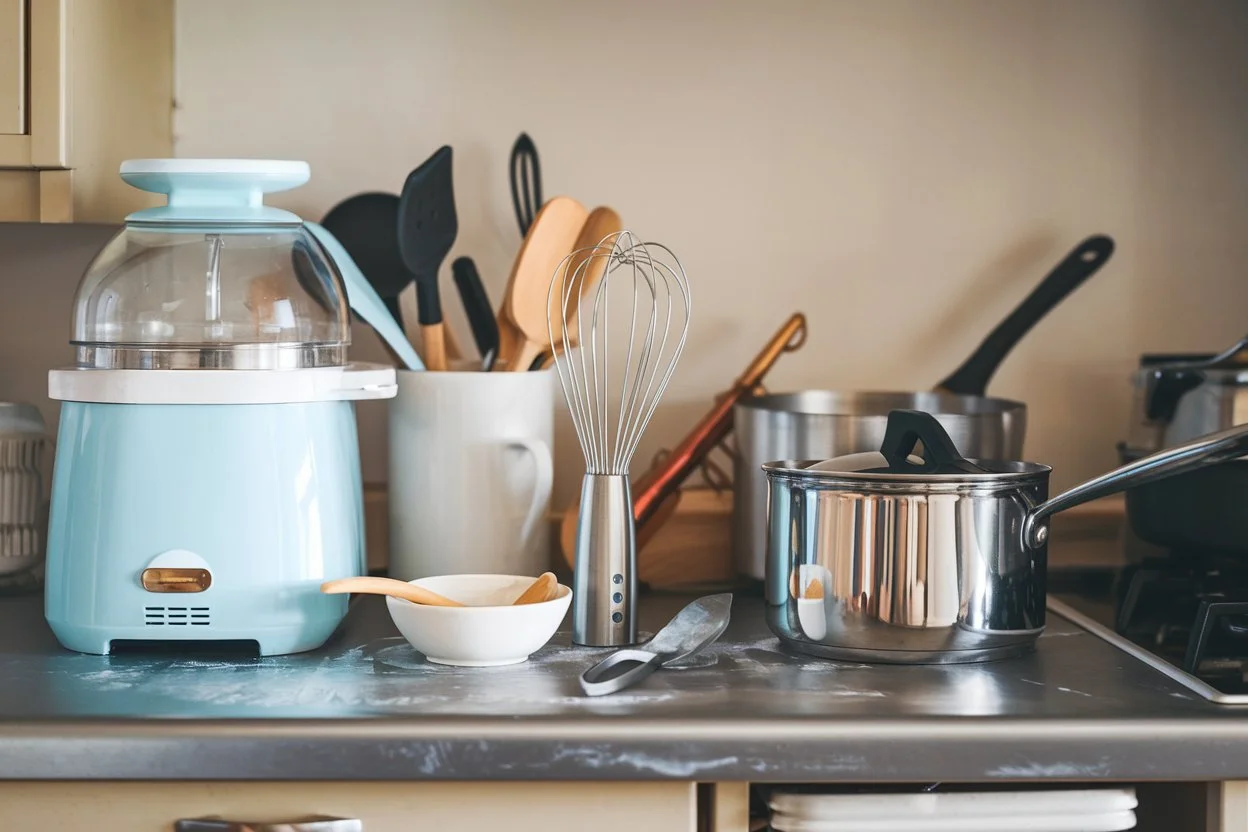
[0,169,38,220]
[0,168,71,221]
[0,781,697,832]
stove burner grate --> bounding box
[1115,557,1248,676]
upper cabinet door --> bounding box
[0,0,27,136]
[0,0,65,169]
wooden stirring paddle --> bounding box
[320,576,465,607]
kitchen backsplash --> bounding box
[167,0,1248,498]
[3,0,1248,507]
[0,224,117,436]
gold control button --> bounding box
[141,568,212,593]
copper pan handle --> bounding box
[736,313,806,391]
[632,312,807,528]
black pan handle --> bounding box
[937,234,1115,396]
[880,409,969,473]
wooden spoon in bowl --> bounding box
[512,572,559,605]
[321,576,465,607]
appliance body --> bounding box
[44,158,397,655]
[45,400,363,655]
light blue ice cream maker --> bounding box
[45,159,398,656]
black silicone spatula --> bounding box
[398,145,457,371]
[452,256,500,371]
[320,193,410,328]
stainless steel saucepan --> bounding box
[763,409,1248,664]
[734,235,1115,579]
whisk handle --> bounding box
[572,474,638,647]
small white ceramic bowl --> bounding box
[385,573,572,666]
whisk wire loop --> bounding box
[547,231,691,477]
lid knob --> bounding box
[879,409,991,475]
[120,159,309,224]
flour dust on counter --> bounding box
[22,626,877,714]
[5,609,1080,717]
[7,591,1248,783]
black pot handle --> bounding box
[880,409,969,473]
[938,235,1114,396]
[1145,368,1206,423]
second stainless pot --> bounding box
[735,391,1025,580]
[1130,334,1248,452]
[733,235,1115,580]
[763,410,1248,664]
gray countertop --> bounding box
[1,587,1245,783]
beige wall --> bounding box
[171,0,1248,500]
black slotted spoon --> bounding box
[509,132,542,237]
[398,145,458,371]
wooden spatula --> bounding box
[497,196,588,370]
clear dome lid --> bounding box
[71,160,350,370]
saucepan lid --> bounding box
[763,409,1051,483]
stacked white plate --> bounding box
[769,788,1137,831]
[0,403,47,576]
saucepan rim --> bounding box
[761,458,1052,484]
[737,389,1027,416]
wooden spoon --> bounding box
[320,576,465,607]
[551,206,622,361]
[498,196,588,370]
[512,572,559,605]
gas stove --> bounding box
[1049,557,1248,704]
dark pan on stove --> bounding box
[1119,444,1248,558]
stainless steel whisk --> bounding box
[548,231,691,646]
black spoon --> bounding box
[320,193,410,329]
